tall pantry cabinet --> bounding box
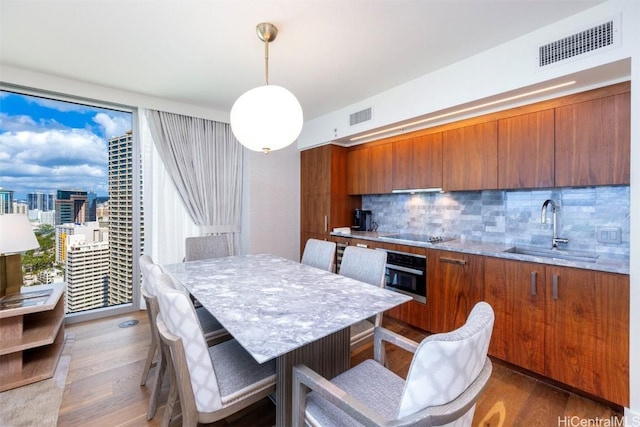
[300,145,359,255]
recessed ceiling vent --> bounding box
[350,107,372,126]
[538,17,619,68]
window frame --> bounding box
[0,83,143,324]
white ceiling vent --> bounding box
[538,16,620,68]
[350,107,372,126]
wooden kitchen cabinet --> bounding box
[483,257,546,375]
[555,91,630,187]
[442,121,497,191]
[544,266,629,406]
[484,257,629,406]
[346,143,392,195]
[392,133,442,190]
[498,109,555,189]
[300,145,358,253]
[385,300,429,331]
[427,249,484,333]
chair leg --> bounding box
[140,312,158,386]
[162,360,180,427]
[146,346,166,420]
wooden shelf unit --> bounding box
[0,283,65,392]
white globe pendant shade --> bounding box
[230,85,303,154]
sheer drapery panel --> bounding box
[145,110,243,254]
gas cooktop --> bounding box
[380,233,455,244]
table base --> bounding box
[275,327,350,427]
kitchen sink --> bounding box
[503,247,599,263]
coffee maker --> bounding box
[352,209,373,231]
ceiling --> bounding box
[0,0,607,121]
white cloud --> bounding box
[0,112,39,132]
[0,128,108,197]
[3,129,107,166]
[93,112,131,138]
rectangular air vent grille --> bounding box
[350,107,372,126]
[539,20,615,67]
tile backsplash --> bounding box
[363,186,630,257]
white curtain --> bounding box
[140,109,243,262]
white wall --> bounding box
[0,65,230,123]
[240,142,301,261]
[298,1,635,148]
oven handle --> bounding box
[386,264,425,276]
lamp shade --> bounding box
[0,214,40,254]
[230,85,303,153]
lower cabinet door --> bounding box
[385,300,429,331]
[427,250,484,333]
[544,267,629,407]
[484,258,545,375]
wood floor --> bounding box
[57,310,623,427]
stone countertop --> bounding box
[330,231,629,275]
[163,254,410,364]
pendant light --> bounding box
[230,22,303,154]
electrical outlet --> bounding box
[596,226,622,244]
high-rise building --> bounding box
[108,131,142,306]
[39,210,56,226]
[65,235,109,313]
[27,192,54,211]
[55,190,88,225]
[0,188,14,213]
[86,191,97,222]
[55,221,106,263]
[13,201,28,214]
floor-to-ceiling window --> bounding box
[0,88,143,321]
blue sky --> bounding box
[0,90,132,200]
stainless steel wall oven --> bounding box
[380,249,426,303]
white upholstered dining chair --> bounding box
[138,255,229,421]
[292,301,495,427]
[301,238,337,272]
[185,234,230,261]
[155,273,276,427]
[338,245,388,349]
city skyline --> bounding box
[0,90,132,199]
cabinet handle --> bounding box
[552,274,559,300]
[530,271,537,296]
[324,215,328,232]
[440,257,466,265]
[356,243,368,248]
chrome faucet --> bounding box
[541,199,569,249]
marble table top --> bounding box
[163,253,410,363]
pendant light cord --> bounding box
[264,39,270,85]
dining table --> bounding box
[163,253,411,427]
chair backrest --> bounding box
[397,301,495,424]
[301,239,336,272]
[338,245,387,287]
[140,255,157,295]
[140,254,177,297]
[155,273,224,413]
[185,235,230,261]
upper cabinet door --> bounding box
[346,143,392,195]
[555,92,630,187]
[498,110,555,189]
[300,145,331,195]
[442,121,497,191]
[392,133,443,190]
